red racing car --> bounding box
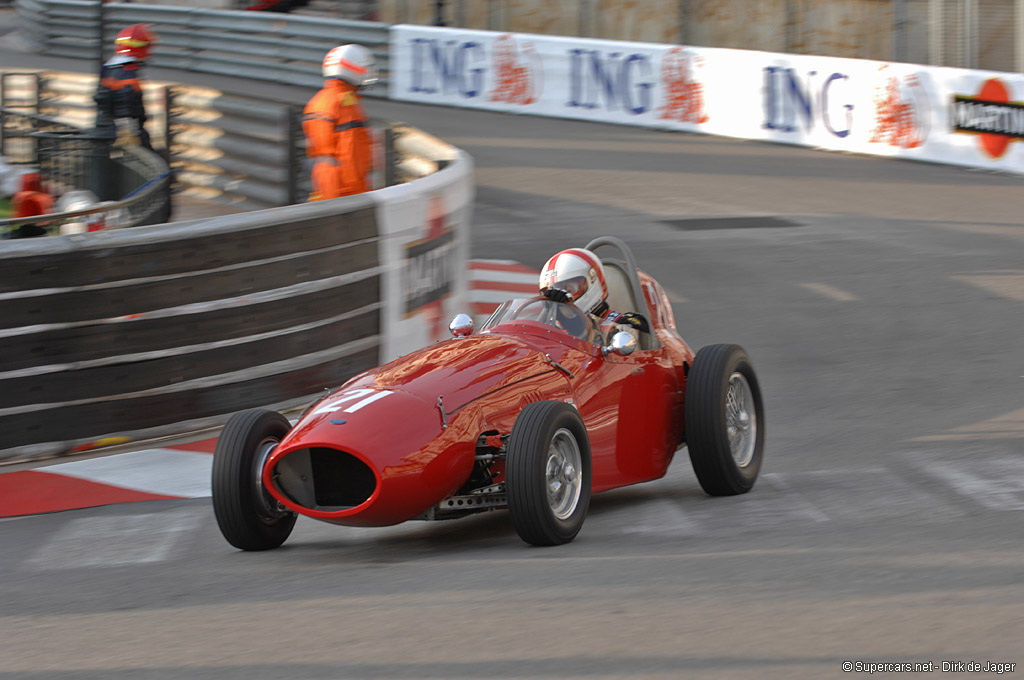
[212,237,765,549]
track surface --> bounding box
[2,26,1024,678]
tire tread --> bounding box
[506,401,591,546]
[685,344,764,496]
[212,409,296,551]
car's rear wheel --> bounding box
[685,344,765,496]
[212,409,297,551]
[506,401,592,546]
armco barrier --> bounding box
[24,72,407,209]
[390,25,1024,177]
[25,71,298,209]
[0,143,472,463]
[169,86,303,209]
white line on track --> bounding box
[903,453,1024,511]
[762,473,830,522]
[26,509,203,569]
[610,498,701,536]
[799,282,859,301]
[43,448,214,498]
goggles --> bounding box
[546,275,588,300]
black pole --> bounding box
[286,104,300,205]
[893,0,908,63]
[383,126,396,187]
[162,86,175,219]
[96,0,105,74]
[434,0,445,26]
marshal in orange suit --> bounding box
[303,44,377,200]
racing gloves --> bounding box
[542,288,572,304]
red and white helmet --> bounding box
[323,44,378,88]
[114,24,157,61]
[539,248,608,315]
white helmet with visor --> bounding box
[539,248,608,315]
[323,44,378,88]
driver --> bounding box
[538,248,650,342]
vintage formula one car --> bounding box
[212,237,764,549]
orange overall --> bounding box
[302,79,371,200]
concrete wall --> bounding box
[377,0,1023,69]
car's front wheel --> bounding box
[685,344,765,496]
[212,409,297,550]
[506,401,592,546]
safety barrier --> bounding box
[14,71,299,209]
[15,0,391,91]
[169,85,304,209]
[0,133,471,463]
[391,25,1024,177]
[0,64,465,461]
[14,71,403,210]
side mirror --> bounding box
[449,313,474,338]
[602,331,637,357]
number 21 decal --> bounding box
[311,389,394,416]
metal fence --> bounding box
[167,85,306,209]
[0,106,172,236]
[2,69,406,216]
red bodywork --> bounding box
[264,271,694,527]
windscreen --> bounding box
[480,297,600,344]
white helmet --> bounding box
[539,248,608,315]
[323,44,378,88]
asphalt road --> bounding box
[2,26,1024,679]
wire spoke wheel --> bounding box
[685,344,765,496]
[725,372,756,468]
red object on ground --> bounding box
[167,437,219,453]
[0,470,181,518]
[11,173,54,219]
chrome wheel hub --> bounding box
[726,372,757,468]
[546,428,583,520]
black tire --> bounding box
[212,409,297,551]
[685,344,765,496]
[506,401,592,546]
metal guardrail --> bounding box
[165,86,396,209]
[16,0,391,92]
[9,71,290,210]
[0,145,473,463]
[3,70,407,217]
[169,86,304,209]
[0,194,385,461]
[0,60,466,462]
